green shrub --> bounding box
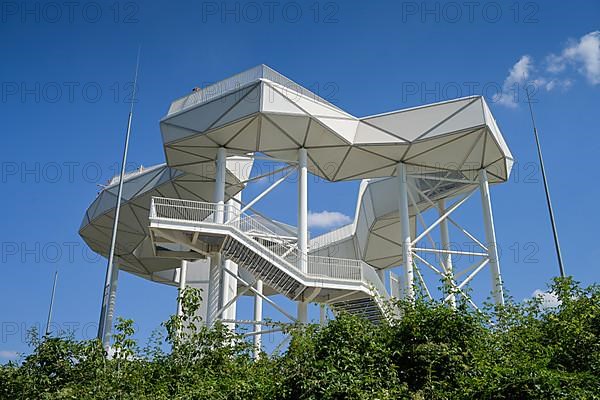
[1,278,598,399]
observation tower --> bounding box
[80,65,513,352]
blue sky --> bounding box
[1,0,599,359]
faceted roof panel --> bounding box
[162,66,513,183]
[79,158,252,279]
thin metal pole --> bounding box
[45,270,58,337]
[98,48,141,344]
[525,88,566,278]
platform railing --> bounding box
[150,197,372,283]
[309,223,354,250]
[307,255,362,281]
[166,65,342,115]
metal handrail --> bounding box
[309,224,354,250]
[166,65,343,115]
[150,197,372,284]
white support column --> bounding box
[297,148,309,322]
[214,147,227,223]
[101,260,120,349]
[377,269,386,285]
[221,193,240,329]
[319,304,326,326]
[438,200,456,308]
[478,169,504,306]
[206,254,221,326]
[253,280,263,359]
[177,260,188,317]
[297,301,308,323]
[397,162,414,301]
[207,147,227,326]
[298,147,308,273]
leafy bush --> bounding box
[1,278,598,399]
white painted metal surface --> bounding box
[79,65,514,347]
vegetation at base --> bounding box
[1,277,599,399]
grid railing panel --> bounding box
[150,197,366,283]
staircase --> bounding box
[149,197,392,323]
[221,236,304,299]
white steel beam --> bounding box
[214,147,227,223]
[298,147,308,273]
[207,147,227,326]
[176,260,188,317]
[222,266,296,321]
[206,254,221,326]
[297,301,308,323]
[238,169,295,215]
[397,162,414,301]
[253,280,263,359]
[478,169,504,306]
[221,194,241,329]
[438,199,456,308]
[411,191,475,245]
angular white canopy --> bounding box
[79,157,252,280]
[161,65,513,183]
[309,174,476,270]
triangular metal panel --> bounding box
[164,85,257,135]
[355,144,407,161]
[205,117,257,147]
[226,117,260,151]
[403,130,474,161]
[313,116,357,144]
[272,83,350,119]
[261,82,306,115]
[262,114,308,148]
[91,191,118,220]
[211,84,261,129]
[420,98,485,139]
[482,99,512,159]
[165,146,214,170]
[335,148,396,181]
[304,119,348,147]
[354,122,404,144]
[305,146,350,180]
[405,132,484,172]
[259,116,300,151]
[482,133,504,167]
[363,97,475,142]
[458,130,486,170]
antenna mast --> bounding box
[98,48,141,345]
[45,270,58,336]
[525,87,566,278]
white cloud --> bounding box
[545,78,573,91]
[0,350,18,359]
[496,31,599,108]
[494,55,534,108]
[308,210,352,229]
[507,55,534,84]
[532,289,561,309]
[547,31,600,85]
